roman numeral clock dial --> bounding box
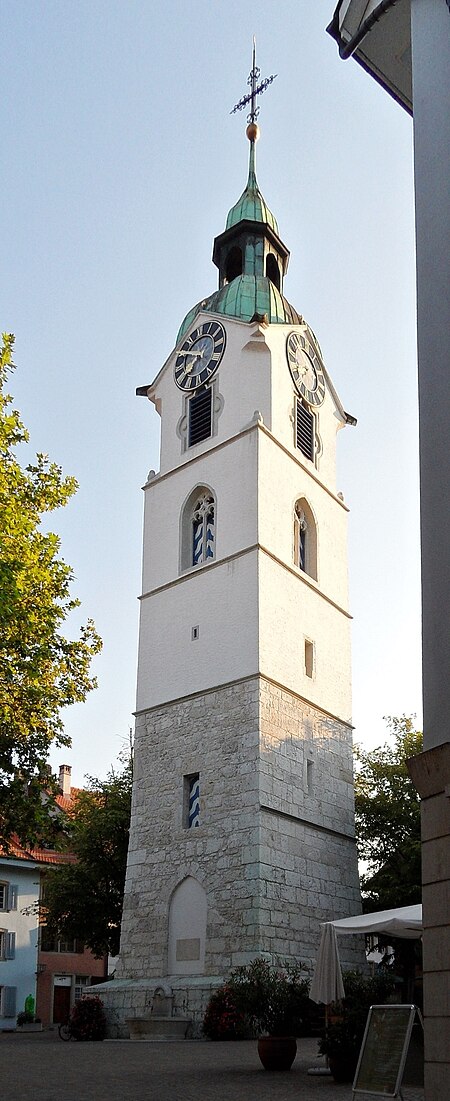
[286,330,326,406]
[174,320,226,390]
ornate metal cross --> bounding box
[231,38,277,123]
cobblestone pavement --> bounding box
[0,1033,425,1101]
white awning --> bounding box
[310,904,422,1005]
[325,903,422,939]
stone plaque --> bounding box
[176,938,201,961]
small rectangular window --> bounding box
[40,931,82,953]
[184,773,200,829]
[0,884,5,911]
[296,399,314,461]
[188,388,212,447]
[306,759,314,793]
[305,639,314,678]
[74,976,91,1002]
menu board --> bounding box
[353,1005,417,1098]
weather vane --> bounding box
[231,37,277,124]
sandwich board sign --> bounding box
[352,1004,423,1099]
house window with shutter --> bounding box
[0,930,15,960]
[0,883,18,912]
[0,985,17,1018]
[295,398,315,461]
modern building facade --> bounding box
[328,4,450,1098]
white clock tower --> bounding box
[106,93,361,1032]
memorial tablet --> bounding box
[352,1005,418,1098]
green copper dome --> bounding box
[176,132,296,343]
[225,140,279,234]
[176,277,302,343]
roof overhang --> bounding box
[327,0,413,114]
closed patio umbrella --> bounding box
[310,921,345,1006]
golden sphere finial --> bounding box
[246,121,260,143]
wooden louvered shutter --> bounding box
[296,398,314,460]
[188,388,212,447]
[3,986,17,1017]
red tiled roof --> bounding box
[1,835,77,866]
[55,788,82,813]
[1,784,84,866]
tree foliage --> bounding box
[42,757,132,957]
[354,715,422,910]
[0,333,101,846]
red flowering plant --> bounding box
[68,995,106,1041]
[227,958,310,1038]
[203,984,253,1041]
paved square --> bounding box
[1,1034,424,1101]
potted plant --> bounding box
[16,1010,43,1032]
[202,984,252,1041]
[319,969,395,1082]
[67,995,106,1041]
[226,957,310,1070]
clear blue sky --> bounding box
[1,0,420,785]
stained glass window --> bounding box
[188,775,200,828]
[192,493,215,566]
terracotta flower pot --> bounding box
[257,1035,297,1071]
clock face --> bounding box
[174,320,226,391]
[286,331,326,406]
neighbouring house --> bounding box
[0,765,107,1030]
[0,850,40,1029]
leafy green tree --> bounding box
[0,333,101,846]
[42,757,132,957]
[354,715,422,910]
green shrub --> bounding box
[227,957,311,1037]
[69,995,106,1041]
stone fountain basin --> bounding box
[126,1016,192,1041]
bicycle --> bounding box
[58,1020,73,1041]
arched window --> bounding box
[192,492,215,565]
[180,486,216,571]
[225,246,243,283]
[294,498,317,581]
[266,253,281,290]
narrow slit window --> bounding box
[305,639,314,678]
[185,774,200,829]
